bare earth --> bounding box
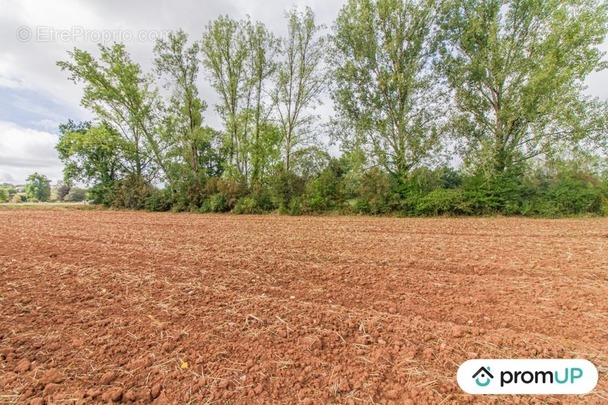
[0,210,607,404]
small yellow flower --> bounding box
[180,361,189,369]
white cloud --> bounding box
[0,121,63,184]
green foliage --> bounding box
[208,193,229,213]
[287,196,304,216]
[11,194,28,204]
[0,188,8,203]
[58,44,163,181]
[201,15,280,186]
[51,6,608,219]
[548,178,603,216]
[64,188,87,202]
[415,189,466,216]
[332,0,445,178]
[56,181,71,202]
[155,30,219,192]
[354,168,400,215]
[170,172,207,211]
[25,172,51,202]
[87,183,115,206]
[303,159,345,212]
[1,185,17,198]
[56,122,123,205]
[269,169,305,210]
[204,177,245,209]
[275,7,327,171]
[112,175,153,210]
[439,0,608,177]
[233,197,260,214]
[145,188,173,212]
[461,169,528,215]
[250,186,276,212]
[523,172,605,217]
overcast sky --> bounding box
[1,0,607,184]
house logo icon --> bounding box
[472,366,494,387]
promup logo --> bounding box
[457,359,598,395]
[472,366,494,387]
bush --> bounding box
[200,193,230,213]
[112,175,153,210]
[0,188,8,202]
[65,188,87,202]
[269,169,305,210]
[145,188,173,212]
[546,176,604,216]
[288,196,303,215]
[11,194,27,203]
[355,168,400,215]
[520,171,605,217]
[88,183,116,206]
[216,178,245,206]
[170,172,207,210]
[303,160,345,213]
[233,196,260,214]
[250,185,276,212]
[56,183,71,201]
[415,188,466,216]
[461,170,526,215]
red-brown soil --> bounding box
[0,209,607,404]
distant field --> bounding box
[0,210,607,404]
[0,203,101,211]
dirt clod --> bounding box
[40,369,64,385]
[150,383,162,399]
[43,383,61,396]
[102,386,123,402]
[14,359,31,373]
[99,371,117,385]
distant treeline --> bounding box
[52,0,608,217]
[0,176,87,204]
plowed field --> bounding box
[0,209,607,404]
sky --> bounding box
[0,0,607,185]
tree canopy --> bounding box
[25,173,51,202]
[52,2,608,217]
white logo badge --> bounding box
[457,359,598,395]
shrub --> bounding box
[250,185,276,212]
[88,183,116,206]
[233,196,260,214]
[208,193,229,213]
[355,168,400,215]
[56,183,71,201]
[198,199,211,214]
[11,194,27,203]
[546,176,603,216]
[288,196,303,215]
[65,188,87,202]
[145,188,173,212]
[112,175,153,210]
[204,178,244,210]
[269,169,305,210]
[303,160,345,213]
[461,170,526,215]
[415,188,466,216]
[171,172,207,209]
